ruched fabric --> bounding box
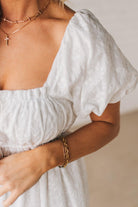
[0,8,137,207]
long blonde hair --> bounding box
[0,0,67,21]
[57,0,67,7]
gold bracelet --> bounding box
[58,136,70,168]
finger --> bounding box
[0,186,8,197]
[2,190,18,207]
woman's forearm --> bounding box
[35,121,119,174]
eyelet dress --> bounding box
[0,9,138,207]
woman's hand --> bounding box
[0,148,46,207]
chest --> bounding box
[0,16,67,91]
[0,41,59,90]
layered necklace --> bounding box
[0,0,50,46]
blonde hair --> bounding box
[56,0,67,7]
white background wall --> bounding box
[66,0,138,115]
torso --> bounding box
[0,2,75,90]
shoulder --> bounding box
[39,3,80,46]
[62,8,113,54]
[70,8,110,37]
[46,2,107,37]
[42,3,109,46]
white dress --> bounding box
[0,8,138,207]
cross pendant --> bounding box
[4,35,10,46]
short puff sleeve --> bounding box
[73,9,138,118]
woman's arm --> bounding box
[35,101,120,173]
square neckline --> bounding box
[0,9,82,93]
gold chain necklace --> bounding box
[0,0,50,46]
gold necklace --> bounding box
[1,14,39,24]
[0,0,50,46]
[0,1,50,24]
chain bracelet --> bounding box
[58,136,70,168]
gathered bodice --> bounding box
[0,86,76,158]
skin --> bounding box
[0,0,120,206]
[0,0,75,90]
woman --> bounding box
[0,0,137,206]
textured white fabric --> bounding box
[0,8,138,207]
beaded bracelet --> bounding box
[58,136,70,168]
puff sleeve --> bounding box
[73,9,138,118]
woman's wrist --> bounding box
[32,138,65,174]
[31,120,118,175]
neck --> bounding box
[0,0,48,21]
